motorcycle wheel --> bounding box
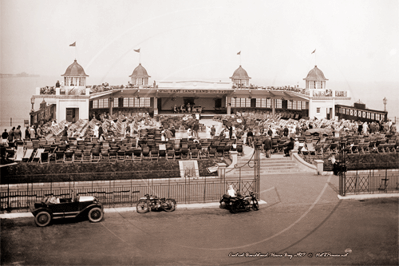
[136,200,149,214]
[219,201,226,209]
[163,199,176,212]
[252,199,259,211]
[229,203,237,214]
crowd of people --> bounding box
[2,107,397,162]
[233,84,305,93]
[1,124,49,145]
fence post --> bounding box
[217,163,227,195]
[254,145,261,198]
[7,183,10,211]
[203,175,206,203]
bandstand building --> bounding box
[30,59,359,125]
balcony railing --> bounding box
[312,89,333,97]
[335,91,348,97]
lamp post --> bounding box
[383,97,387,112]
[337,141,347,196]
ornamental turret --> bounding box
[303,65,328,89]
[61,59,89,87]
[129,63,150,86]
[230,65,251,87]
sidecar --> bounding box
[219,194,234,210]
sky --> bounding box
[1,0,399,113]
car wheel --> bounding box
[136,200,149,214]
[35,211,51,227]
[88,207,103,223]
[163,199,175,212]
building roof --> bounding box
[230,65,251,80]
[303,65,328,81]
[129,63,151,78]
[61,60,89,77]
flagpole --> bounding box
[315,51,316,66]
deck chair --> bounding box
[167,149,175,160]
[180,143,189,159]
[125,149,134,161]
[23,148,34,162]
[55,151,65,163]
[92,149,101,163]
[216,146,224,157]
[109,150,117,162]
[158,146,166,160]
[133,148,142,161]
[64,150,74,163]
[117,150,126,162]
[33,148,45,163]
[174,149,181,160]
[150,149,159,161]
[40,152,49,164]
[74,150,83,163]
[190,149,199,159]
[142,147,151,160]
[82,150,92,163]
[209,148,217,158]
[15,146,25,162]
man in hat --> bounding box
[263,135,272,158]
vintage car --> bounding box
[30,195,104,227]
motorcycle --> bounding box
[228,192,259,213]
[136,194,176,213]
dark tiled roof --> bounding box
[61,60,88,77]
[129,63,150,78]
[230,65,251,80]
[304,65,328,81]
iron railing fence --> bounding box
[339,171,399,196]
[1,169,196,185]
[0,177,257,212]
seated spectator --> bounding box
[284,137,295,157]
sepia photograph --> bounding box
[1,0,398,265]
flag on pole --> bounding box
[237,51,241,55]
[134,48,141,53]
[311,49,316,54]
[69,42,76,47]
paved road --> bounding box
[1,173,398,265]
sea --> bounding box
[1,76,398,133]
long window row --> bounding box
[338,107,384,121]
[231,98,306,110]
[92,97,151,109]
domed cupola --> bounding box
[61,59,88,87]
[230,65,251,87]
[129,63,151,86]
[303,65,328,89]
